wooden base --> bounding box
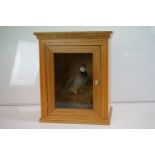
[39,107,112,125]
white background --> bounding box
[0,26,155,105]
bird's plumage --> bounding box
[65,70,90,94]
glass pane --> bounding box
[54,53,93,109]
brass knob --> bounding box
[95,80,100,85]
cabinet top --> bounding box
[34,31,112,40]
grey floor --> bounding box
[0,102,155,129]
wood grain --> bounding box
[34,31,112,40]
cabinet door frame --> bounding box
[38,38,111,125]
[46,46,101,119]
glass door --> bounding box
[46,46,100,112]
[54,53,93,109]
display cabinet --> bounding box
[34,31,112,125]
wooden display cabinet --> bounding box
[34,31,112,125]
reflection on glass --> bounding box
[54,53,93,109]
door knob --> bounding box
[95,80,100,85]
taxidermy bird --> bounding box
[64,64,90,95]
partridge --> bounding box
[65,64,90,94]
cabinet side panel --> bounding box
[40,41,48,117]
[108,39,111,117]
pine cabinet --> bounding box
[34,31,112,125]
